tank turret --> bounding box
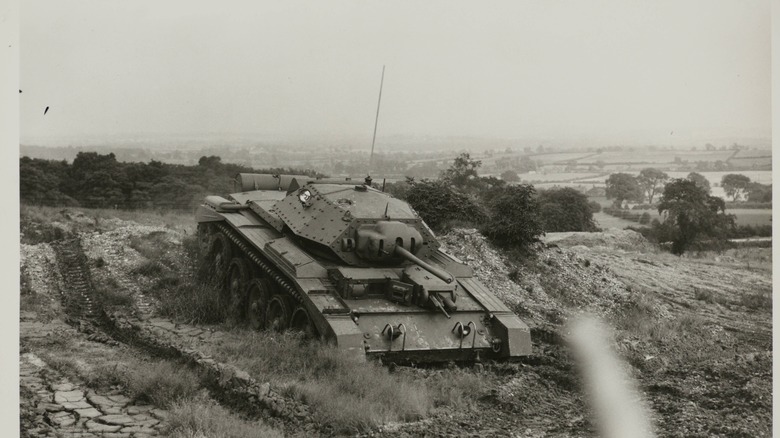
[272,181,439,267]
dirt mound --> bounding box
[542,228,654,252]
[439,229,635,328]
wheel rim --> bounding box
[266,296,290,332]
[246,278,271,331]
[225,258,249,320]
[289,306,316,338]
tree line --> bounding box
[20,153,318,210]
[385,153,599,249]
[605,169,771,207]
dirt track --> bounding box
[19,209,772,437]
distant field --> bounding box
[592,212,643,230]
[727,157,771,168]
[728,209,772,226]
[519,172,602,183]
[530,152,595,164]
[589,197,771,229]
[732,149,772,159]
[665,171,772,185]
[573,171,772,188]
[577,149,735,164]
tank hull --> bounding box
[195,175,532,362]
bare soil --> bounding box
[19,208,772,437]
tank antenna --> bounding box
[367,65,385,185]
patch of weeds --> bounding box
[132,260,167,277]
[209,331,430,434]
[20,271,48,315]
[507,268,522,283]
[125,361,204,407]
[99,288,134,308]
[86,360,203,408]
[93,277,134,308]
[129,231,173,263]
[84,363,131,390]
[423,367,489,409]
[164,395,283,438]
[156,281,225,324]
[20,221,68,244]
[739,291,771,310]
[694,287,719,304]
[615,292,709,345]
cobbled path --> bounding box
[20,353,168,438]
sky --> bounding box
[20,0,771,148]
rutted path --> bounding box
[50,237,320,436]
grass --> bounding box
[203,330,489,434]
[739,291,771,310]
[614,291,708,345]
[20,204,197,235]
[125,231,225,324]
[207,331,430,434]
[164,396,283,438]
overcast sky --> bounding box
[20,0,771,148]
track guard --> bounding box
[492,313,533,357]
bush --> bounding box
[481,184,544,247]
[405,180,488,232]
[639,212,652,225]
[588,200,602,213]
[537,187,597,232]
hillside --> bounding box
[19,207,771,437]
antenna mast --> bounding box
[368,65,385,181]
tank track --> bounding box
[212,222,304,305]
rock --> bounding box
[258,382,271,397]
[54,390,85,403]
[85,419,122,433]
[74,407,103,418]
[106,394,131,406]
[119,426,157,435]
[51,382,76,392]
[38,402,65,413]
[126,405,153,415]
[86,394,114,407]
[149,408,168,421]
[96,414,135,426]
[45,411,77,427]
[61,400,93,410]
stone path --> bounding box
[20,353,168,437]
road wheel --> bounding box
[225,257,250,321]
[266,295,292,332]
[246,278,274,330]
[207,233,232,288]
[289,305,317,338]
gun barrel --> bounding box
[394,246,454,284]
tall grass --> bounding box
[205,330,488,434]
[165,396,283,438]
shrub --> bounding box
[639,212,651,225]
[481,184,544,248]
[588,200,602,213]
[405,180,488,232]
[537,187,597,232]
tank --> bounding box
[195,173,532,362]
